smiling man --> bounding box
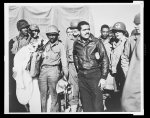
[110,22,128,92]
[38,25,68,112]
[99,24,110,42]
[73,21,109,112]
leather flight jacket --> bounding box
[73,34,109,79]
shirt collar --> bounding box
[77,34,93,45]
[50,40,59,48]
[99,36,110,42]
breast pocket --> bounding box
[50,47,60,60]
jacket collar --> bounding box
[77,33,94,46]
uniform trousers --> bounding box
[38,65,60,112]
[78,68,103,112]
[68,63,79,106]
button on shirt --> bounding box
[41,40,68,74]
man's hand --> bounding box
[98,78,106,91]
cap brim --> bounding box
[111,29,126,33]
[46,32,58,35]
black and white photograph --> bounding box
[4,2,144,115]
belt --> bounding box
[41,64,59,68]
[69,61,74,63]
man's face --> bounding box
[101,28,109,39]
[114,31,124,40]
[47,33,58,44]
[109,31,115,38]
[66,28,73,38]
[134,24,140,34]
[20,27,28,36]
[80,25,90,39]
[72,28,79,37]
[30,30,39,39]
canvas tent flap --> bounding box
[52,6,95,44]
[9,5,95,44]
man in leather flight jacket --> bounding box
[73,21,109,112]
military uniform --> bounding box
[9,19,31,112]
[121,35,141,112]
[64,19,81,112]
[110,37,127,93]
[73,34,109,112]
[66,37,79,107]
[99,37,112,61]
[110,22,128,93]
[121,13,141,112]
[99,37,114,89]
[111,38,127,74]
[38,40,68,112]
[10,34,31,55]
[121,35,138,77]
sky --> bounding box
[89,3,142,37]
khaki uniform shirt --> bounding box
[66,38,76,63]
[41,40,68,75]
[121,35,137,76]
[121,35,141,112]
[110,37,127,73]
[100,37,112,67]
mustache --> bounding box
[85,33,90,35]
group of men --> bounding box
[9,12,141,113]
